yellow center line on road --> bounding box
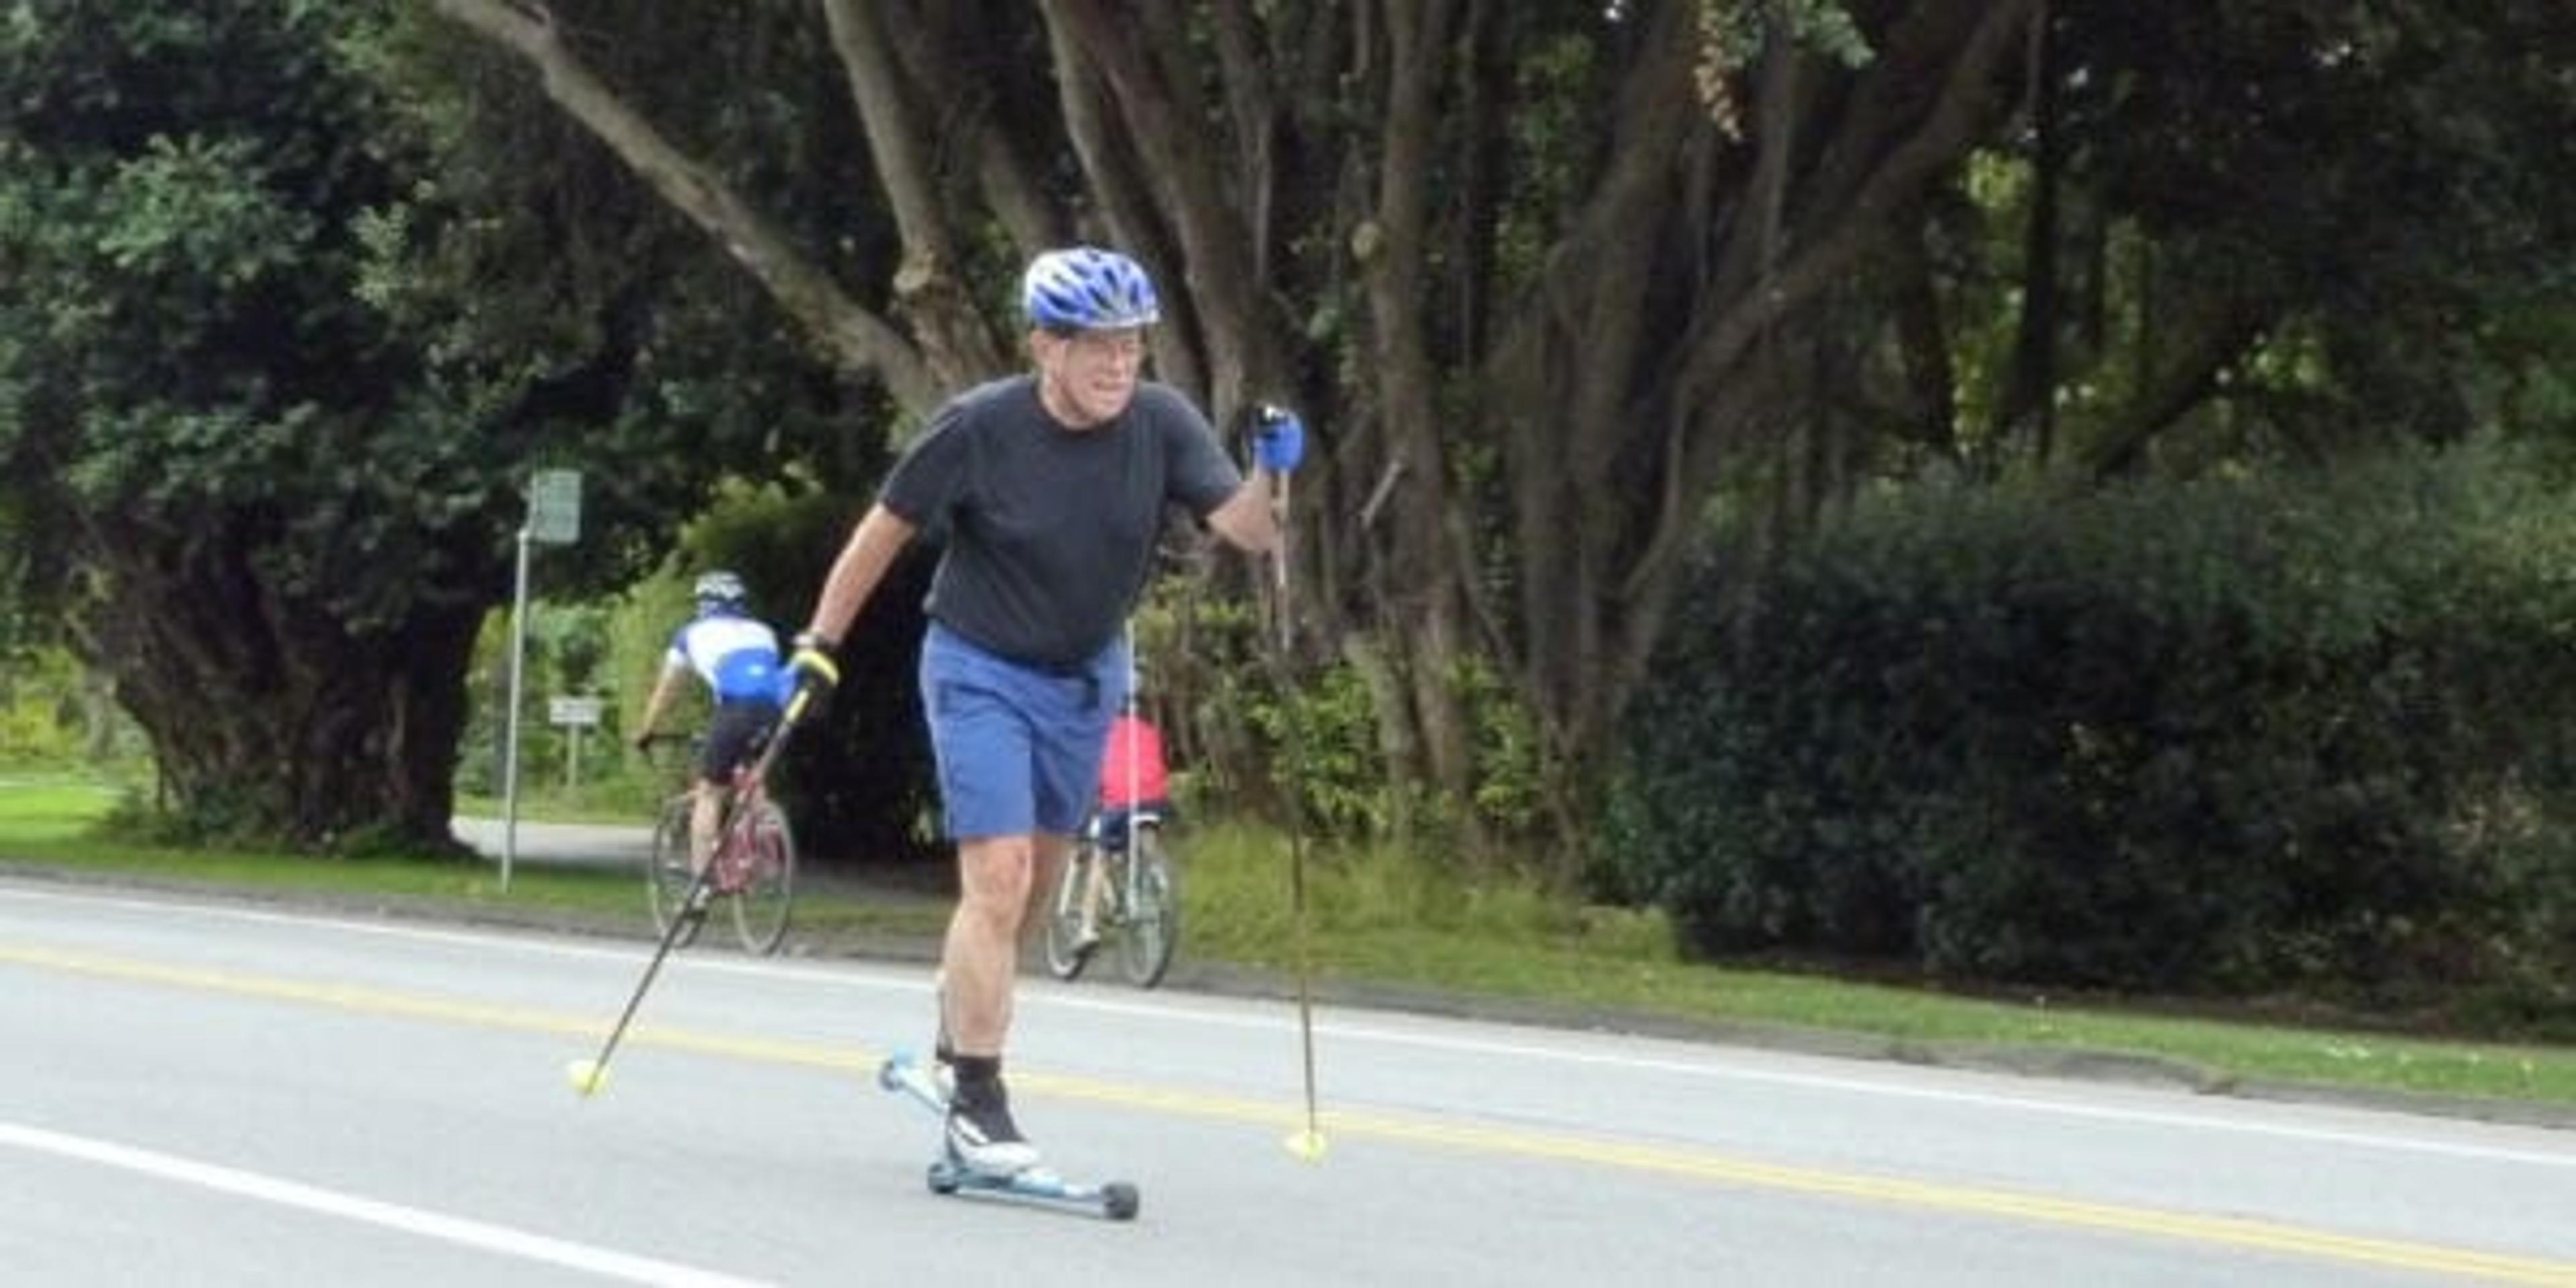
[9,940,2575,1286]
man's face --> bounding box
[1034,327,1146,427]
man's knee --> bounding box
[957,837,1036,922]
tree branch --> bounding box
[1043,0,1274,414]
[429,0,940,416]
[1362,0,1454,415]
[820,0,1010,386]
[1597,0,2035,697]
[2085,304,2268,478]
[1036,14,1207,400]
[1210,0,1277,288]
[1672,0,2037,422]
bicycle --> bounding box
[1042,802,1178,987]
[641,733,797,955]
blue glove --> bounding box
[1253,405,1305,474]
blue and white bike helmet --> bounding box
[692,570,748,615]
[1021,247,1161,332]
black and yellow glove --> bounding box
[786,631,842,721]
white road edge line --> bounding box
[0,1120,772,1288]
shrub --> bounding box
[1605,444,2576,1001]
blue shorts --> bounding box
[920,623,1130,841]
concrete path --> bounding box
[447,816,653,871]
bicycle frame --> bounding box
[707,759,773,889]
[1045,804,1177,987]
[1043,627,1177,985]
[1085,806,1161,911]
[642,721,798,955]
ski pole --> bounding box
[1265,429,1328,1163]
[565,686,812,1097]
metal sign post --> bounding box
[500,470,583,892]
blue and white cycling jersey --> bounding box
[665,612,788,704]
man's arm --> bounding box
[802,502,921,645]
[1203,467,1283,555]
[631,663,682,748]
[1203,405,1303,555]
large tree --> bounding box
[0,3,490,845]
[429,0,2046,858]
[1928,0,2576,480]
[0,2,866,847]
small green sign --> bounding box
[528,469,582,545]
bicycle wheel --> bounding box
[1116,824,1179,988]
[645,798,703,949]
[728,798,796,956]
[1041,843,1098,981]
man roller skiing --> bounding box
[786,246,1304,1175]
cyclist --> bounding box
[784,246,1303,1177]
[631,570,788,914]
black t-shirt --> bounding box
[879,375,1243,667]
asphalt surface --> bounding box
[427,817,2576,1138]
[10,815,2572,1142]
[6,881,2575,1286]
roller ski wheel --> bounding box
[879,1052,1141,1222]
[920,1150,1140,1221]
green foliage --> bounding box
[1607,441,2576,1011]
[0,646,143,768]
[0,649,80,767]
[1694,0,1873,72]
[1134,575,1554,859]
[1454,655,1549,840]
[1181,819,1682,969]
[0,2,493,843]
[2046,0,2575,458]
[1251,660,1389,837]
[672,482,938,868]
[452,478,938,866]
[455,594,661,816]
[0,2,904,847]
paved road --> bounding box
[5,878,2575,1285]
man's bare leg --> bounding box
[1028,831,1077,947]
[681,780,726,914]
[941,833,1043,1173]
[688,782,724,875]
[943,833,1036,1056]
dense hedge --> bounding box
[1604,449,2576,1006]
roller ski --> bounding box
[877,1051,1140,1222]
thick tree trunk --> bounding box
[1485,0,2039,791]
[75,524,486,852]
[1357,0,1481,830]
[1992,1,2063,468]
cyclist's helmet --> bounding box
[1021,247,1160,332]
[692,570,749,616]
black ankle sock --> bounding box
[950,1055,1000,1087]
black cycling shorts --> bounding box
[700,699,782,784]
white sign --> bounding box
[528,469,582,545]
[547,696,604,727]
